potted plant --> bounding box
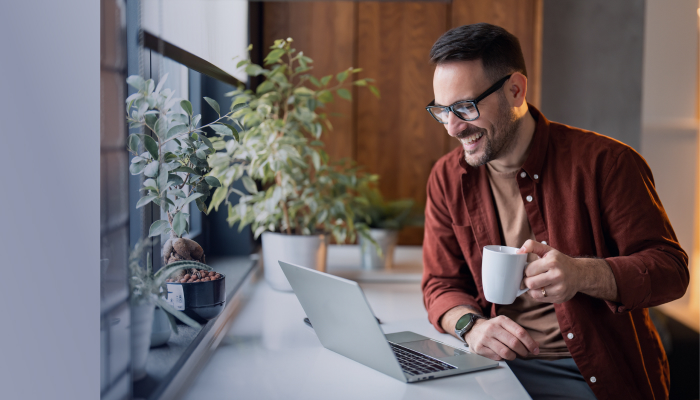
[128,238,211,380]
[125,73,239,266]
[207,38,380,291]
[126,74,233,375]
[356,183,424,270]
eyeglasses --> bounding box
[426,74,512,124]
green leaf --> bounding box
[312,151,321,170]
[154,117,168,139]
[170,189,187,198]
[167,173,184,186]
[205,176,221,187]
[196,198,207,213]
[180,99,193,116]
[210,124,233,137]
[128,134,141,153]
[208,187,227,213]
[264,48,285,65]
[173,166,199,176]
[204,97,221,115]
[156,298,201,330]
[126,75,146,91]
[236,59,250,68]
[242,175,258,194]
[222,124,240,142]
[173,211,189,237]
[129,160,146,175]
[309,76,321,88]
[353,79,367,86]
[195,149,207,159]
[158,167,169,190]
[245,64,266,77]
[167,124,188,140]
[136,195,157,208]
[144,161,159,177]
[256,80,275,94]
[337,88,351,101]
[317,90,333,104]
[144,135,159,160]
[148,220,170,237]
[178,193,204,209]
[336,71,348,83]
[320,75,332,86]
[369,85,381,99]
[200,135,214,150]
[351,68,363,73]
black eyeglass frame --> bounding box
[425,74,513,124]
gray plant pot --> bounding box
[131,302,155,381]
[150,306,171,348]
[261,232,330,291]
[359,229,399,270]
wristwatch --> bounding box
[454,313,484,343]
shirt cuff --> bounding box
[427,292,484,333]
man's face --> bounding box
[433,61,520,167]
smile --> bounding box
[460,132,484,145]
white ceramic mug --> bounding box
[482,245,529,304]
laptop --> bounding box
[279,261,499,383]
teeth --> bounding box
[461,132,483,145]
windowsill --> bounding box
[133,255,258,400]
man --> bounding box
[422,23,689,400]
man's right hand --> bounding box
[464,315,540,361]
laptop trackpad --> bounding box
[399,339,467,359]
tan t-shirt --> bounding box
[486,164,570,360]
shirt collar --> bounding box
[458,103,550,178]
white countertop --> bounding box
[180,246,530,400]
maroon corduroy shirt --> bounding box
[422,106,689,400]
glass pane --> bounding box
[454,102,478,120]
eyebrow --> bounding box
[433,98,473,107]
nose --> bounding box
[445,112,468,138]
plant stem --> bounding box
[276,171,292,235]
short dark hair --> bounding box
[430,23,527,82]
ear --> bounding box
[506,72,528,107]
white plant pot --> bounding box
[359,229,399,270]
[131,303,155,381]
[150,306,171,348]
[261,232,329,291]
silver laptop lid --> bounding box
[279,261,407,382]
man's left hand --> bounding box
[517,240,582,304]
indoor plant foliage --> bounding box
[207,38,381,244]
[126,74,238,264]
[356,183,423,232]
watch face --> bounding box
[455,313,474,331]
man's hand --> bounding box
[440,306,539,361]
[465,316,540,361]
[518,239,620,303]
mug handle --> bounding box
[517,261,531,297]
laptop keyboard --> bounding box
[389,342,457,376]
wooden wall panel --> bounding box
[263,2,357,161]
[452,0,543,108]
[356,2,450,245]
[261,1,542,246]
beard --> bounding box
[462,93,521,167]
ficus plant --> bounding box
[126,73,238,264]
[207,38,381,244]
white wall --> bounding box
[641,0,698,270]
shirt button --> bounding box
[520,172,526,178]
[590,376,596,383]
[534,174,539,180]
[567,333,574,339]
[526,195,533,202]
[542,241,547,245]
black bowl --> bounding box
[166,273,226,324]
